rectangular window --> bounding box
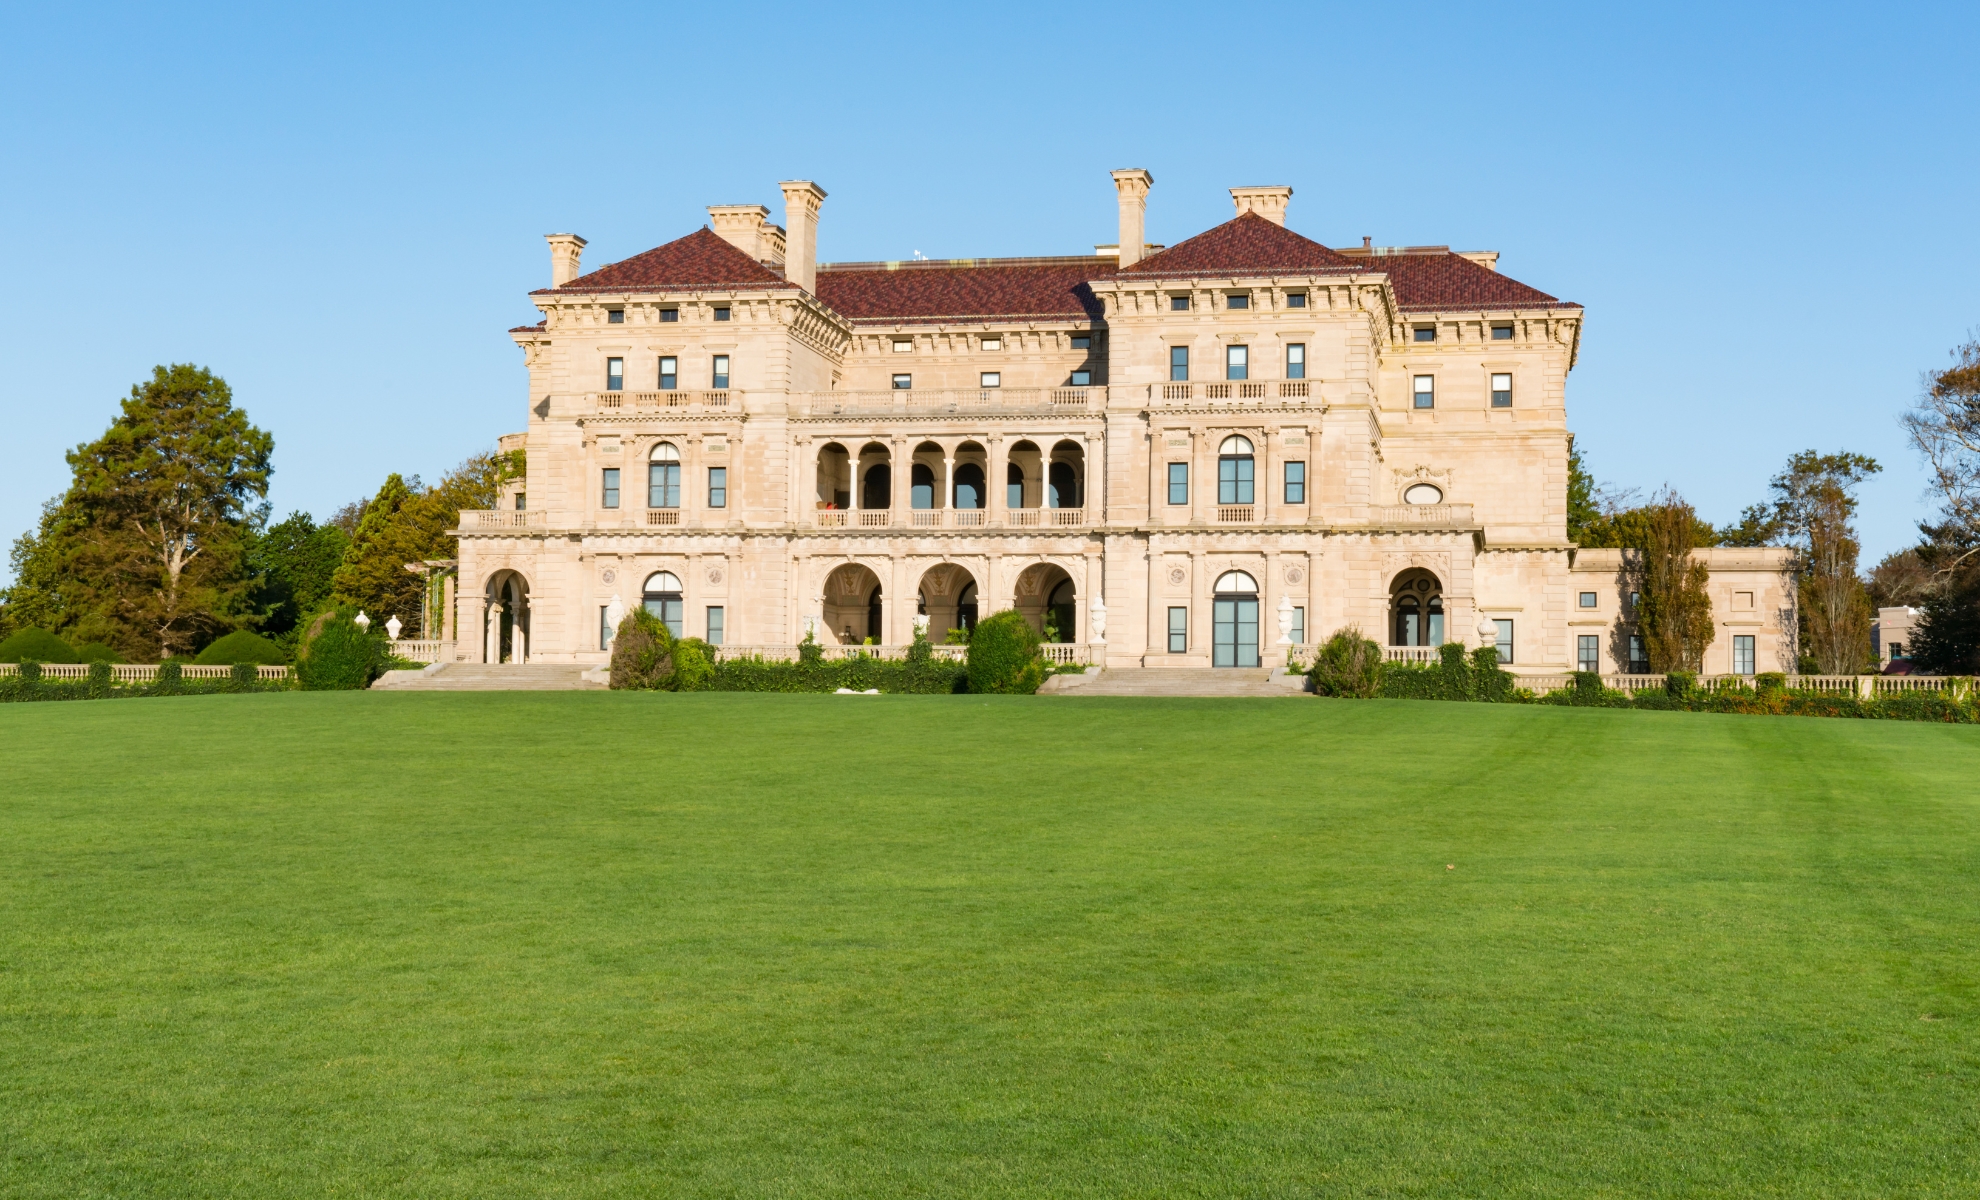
[706,606,725,647]
[1218,453,1254,504]
[1168,606,1188,654]
[1628,635,1649,673]
[1170,295,1189,311]
[1170,345,1189,381]
[711,355,729,389]
[707,467,727,508]
[607,308,624,324]
[1284,460,1306,504]
[659,356,677,390]
[1491,323,1512,340]
[1226,293,1249,310]
[1734,635,1756,675]
[606,357,624,391]
[1070,370,1092,386]
[1494,619,1514,664]
[1070,334,1090,350]
[1413,375,1435,409]
[1630,591,1641,609]
[893,339,913,353]
[892,373,912,390]
[1286,292,1307,308]
[1491,372,1512,408]
[980,372,1001,388]
[1578,635,1600,673]
[1579,591,1597,608]
[1226,344,1248,381]
[649,462,679,509]
[1291,606,1306,644]
[1286,343,1306,379]
[981,336,1001,351]
[1890,642,1904,659]
[660,307,679,322]
[1167,462,1188,505]
[601,467,620,509]
[514,492,527,511]
[600,606,613,651]
[713,306,730,321]
[1414,326,1436,342]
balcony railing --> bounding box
[591,390,731,411]
[461,510,547,529]
[1216,505,1255,523]
[646,510,681,526]
[794,386,1105,416]
[1369,503,1475,527]
[1157,380,1313,404]
[812,508,1081,530]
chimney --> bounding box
[545,233,586,286]
[778,180,826,292]
[1111,169,1153,268]
[1230,186,1292,226]
[708,204,784,264]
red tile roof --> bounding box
[1117,212,1360,278]
[1366,251,1573,312]
[534,227,794,295]
[816,257,1112,325]
[509,321,546,334]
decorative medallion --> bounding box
[600,569,616,585]
[1284,566,1304,585]
[1167,566,1187,586]
[707,567,724,585]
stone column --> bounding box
[890,439,905,520]
[848,447,860,517]
[485,601,502,664]
[1259,427,1272,524]
[988,436,1008,526]
[942,451,956,512]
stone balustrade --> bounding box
[794,386,1103,416]
[0,663,290,680]
[1368,503,1474,528]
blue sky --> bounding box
[3,1,1975,576]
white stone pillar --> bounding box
[988,437,1007,526]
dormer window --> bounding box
[1226,293,1250,310]
[1286,292,1307,308]
[713,306,731,321]
[981,336,1002,351]
[606,308,624,324]
[660,308,679,322]
[1414,326,1436,342]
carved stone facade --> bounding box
[455,170,1792,673]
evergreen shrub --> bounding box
[295,608,385,691]
[1665,670,1697,699]
[967,609,1044,695]
[0,627,78,663]
[709,655,967,694]
[672,638,716,691]
[1309,628,1384,698]
[74,643,121,664]
[87,660,112,699]
[157,661,183,695]
[229,662,259,690]
[195,630,288,666]
[609,608,675,690]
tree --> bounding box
[1902,334,1980,574]
[1866,548,1930,610]
[1636,490,1715,672]
[247,512,350,646]
[21,365,272,659]
[1566,435,1601,546]
[1760,451,1881,675]
[331,450,521,632]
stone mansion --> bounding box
[453,170,1792,675]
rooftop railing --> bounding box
[795,386,1104,415]
[461,510,547,529]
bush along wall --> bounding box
[1377,644,1516,702]
[0,664,293,704]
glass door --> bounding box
[1213,598,1260,667]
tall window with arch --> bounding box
[642,571,683,637]
[649,443,681,508]
[1390,572,1445,647]
[1218,435,1255,504]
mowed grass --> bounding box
[1,694,1977,1198]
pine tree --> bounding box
[1636,491,1715,672]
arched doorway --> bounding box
[823,563,885,644]
[815,443,851,510]
[1390,569,1445,646]
[1045,579,1077,643]
[1014,562,1074,640]
[914,563,980,641]
[1213,570,1260,667]
[642,571,684,637]
[485,570,531,664]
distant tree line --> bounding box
[0,364,521,662]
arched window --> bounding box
[1389,573,1445,646]
[1006,463,1025,509]
[649,442,680,509]
[1218,435,1255,504]
[954,462,985,509]
[1048,461,1080,508]
[862,462,892,509]
[911,463,935,509]
[642,571,683,636]
[1214,570,1259,595]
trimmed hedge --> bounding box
[73,642,121,664]
[967,609,1045,695]
[1378,643,1515,702]
[195,630,288,666]
[295,608,387,691]
[0,627,79,664]
[709,654,968,694]
[1,670,291,703]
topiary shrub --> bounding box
[87,659,112,699]
[1469,646,1515,701]
[0,627,78,664]
[798,631,825,664]
[967,609,1044,695]
[17,661,42,684]
[295,608,385,691]
[156,660,183,695]
[1310,627,1384,698]
[610,608,675,690]
[1756,671,1788,697]
[1665,670,1696,699]
[1572,671,1606,703]
[196,630,287,666]
[73,642,121,664]
[671,637,715,691]
[229,662,259,690]
[907,628,934,664]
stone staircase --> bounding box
[371,663,606,692]
[1046,667,1308,698]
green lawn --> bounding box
[2,694,1977,1198]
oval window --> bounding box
[1403,483,1444,505]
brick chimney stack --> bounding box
[778,181,826,292]
[545,233,586,286]
[1111,169,1153,268]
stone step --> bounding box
[373,664,605,692]
[1051,668,1308,698]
